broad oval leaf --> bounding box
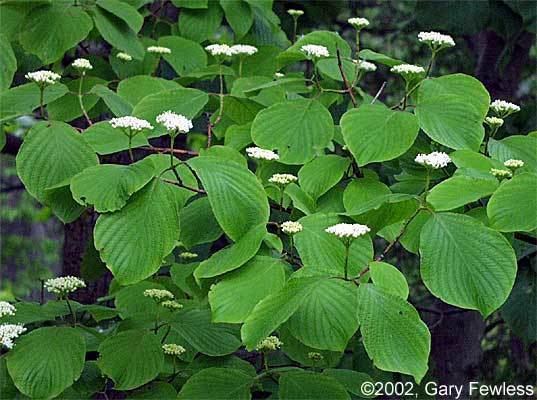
[279,371,350,400]
[251,98,334,164]
[298,155,350,200]
[117,75,181,106]
[83,121,150,155]
[488,135,537,173]
[158,36,207,76]
[177,368,253,400]
[369,261,409,299]
[419,212,517,316]
[341,104,419,166]
[179,196,223,249]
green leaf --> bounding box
[70,158,155,213]
[83,121,149,155]
[169,307,241,356]
[357,284,430,383]
[188,157,269,241]
[179,197,223,249]
[158,36,207,76]
[251,98,334,164]
[279,327,343,368]
[225,123,252,151]
[450,149,504,172]
[94,179,187,284]
[0,83,68,122]
[427,173,499,211]
[285,183,316,214]
[16,121,98,222]
[19,4,92,63]
[177,368,253,400]
[298,155,350,200]
[420,212,517,316]
[114,280,167,319]
[343,177,391,215]
[285,279,358,351]
[294,213,373,277]
[0,34,16,91]
[179,4,224,42]
[133,88,208,137]
[194,224,266,280]
[341,104,419,166]
[129,382,177,399]
[416,74,490,150]
[416,0,489,34]
[358,49,404,67]
[488,135,537,173]
[98,329,164,390]
[7,327,86,399]
[90,84,133,116]
[96,0,143,32]
[279,371,350,400]
[117,75,180,106]
[278,31,350,66]
[487,173,537,232]
[209,256,287,323]
[220,0,253,38]
[369,261,409,299]
[322,369,375,398]
[93,5,144,60]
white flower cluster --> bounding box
[390,64,425,76]
[180,251,198,259]
[156,111,193,133]
[301,44,330,58]
[161,300,183,310]
[287,9,304,17]
[274,72,285,79]
[116,52,132,61]
[325,223,370,239]
[308,352,324,361]
[490,100,520,116]
[415,152,452,169]
[0,324,26,349]
[144,289,174,302]
[147,46,171,55]
[0,302,16,318]
[504,159,524,169]
[72,58,93,70]
[205,44,233,57]
[25,70,61,85]
[230,44,258,56]
[269,173,298,185]
[348,17,370,30]
[485,116,504,127]
[354,60,377,72]
[490,168,512,179]
[45,276,86,295]
[162,343,186,356]
[418,31,455,49]
[256,335,283,352]
[109,116,154,131]
[281,221,303,235]
[246,147,279,161]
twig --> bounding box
[336,48,357,107]
[141,146,198,156]
[161,178,206,194]
[371,81,387,104]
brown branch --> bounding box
[141,146,198,156]
[336,48,357,107]
[161,178,206,194]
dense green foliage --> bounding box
[0,0,535,399]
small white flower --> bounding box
[0,302,16,318]
[274,72,284,79]
[72,58,93,71]
[246,147,279,161]
[147,46,171,55]
[44,276,86,296]
[301,44,330,58]
[269,173,298,185]
[348,17,370,30]
[116,52,132,61]
[490,100,520,116]
[0,324,26,349]
[256,335,283,352]
[485,116,504,127]
[161,300,183,310]
[418,31,455,49]
[230,44,258,56]
[308,352,324,361]
[504,159,524,169]
[490,168,512,179]
[180,251,198,259]
[156,111,193,133]
[390,64,425,76]
[354,59,377,72]
[162,343,186,356]
[144,289,174,301]
[205,44,233,57]
[281,221,303,234]
[325,223,370,239]
[25,70,61,85]
[287,9,304,17]
[414,152,452,169]
[109,116,153,132]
